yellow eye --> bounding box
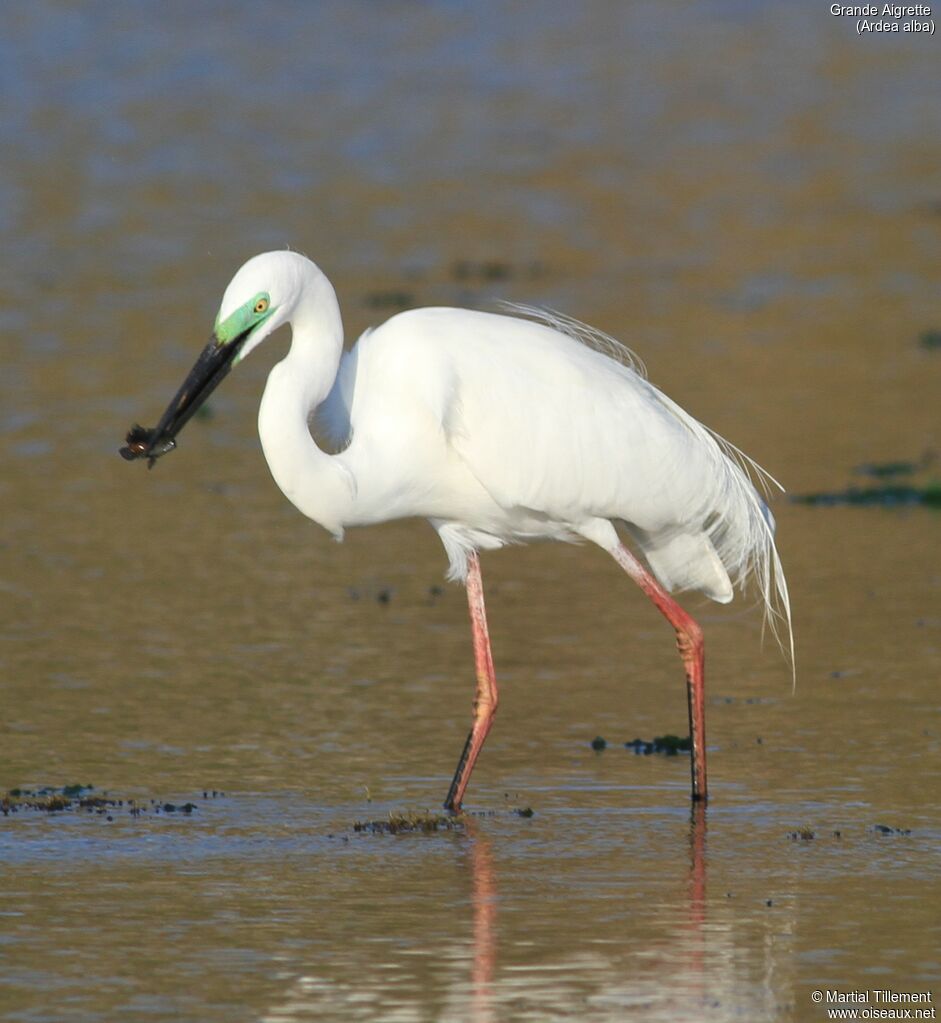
[254,297,269,314]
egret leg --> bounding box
[610,542,708,802]
[444,552,498,812]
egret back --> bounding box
[324,306,791,651]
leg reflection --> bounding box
[467,821,497,1023]
[687,801,707,996]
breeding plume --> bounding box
[122,250,791,809]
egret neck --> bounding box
[257,270,354,538]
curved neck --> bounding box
[257,273,354,536]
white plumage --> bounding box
[244,253,788,633]
[131,249,793,808]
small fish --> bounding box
[119,424,176,468]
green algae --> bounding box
[353,810,466,835]
[2,785,201,818]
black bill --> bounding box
[120,332,246,468]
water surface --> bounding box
[2,3,940,1020]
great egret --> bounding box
[122,250,791,809]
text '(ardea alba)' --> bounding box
[122,250,792,809]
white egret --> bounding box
[122,250,791,809]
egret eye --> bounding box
[254,298,269,314]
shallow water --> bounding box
[2,2,940,1021]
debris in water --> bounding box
[873,823,911,835]
[161,802,197,814]
[351,806,533,833]
[353,811,465,835]
[855,458,924,476]
[62,783,93,797]
[364,289,414,311]
[2,785,200,819]
[625,734,692,756]
[451,259,512,282]
[792,484,941,508]
[795,454,941,508]
[450,259,546,284]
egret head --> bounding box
[120,250,315,466]
[214,250,315,364]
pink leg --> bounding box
[610,542,708,801]
[444,552,498,812]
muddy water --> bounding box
[2,3,940,1021]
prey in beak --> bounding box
[120,291,273,467]
[120,335,246,467]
